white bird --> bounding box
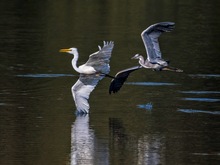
[109,22,183,94]
[60,41,114,114]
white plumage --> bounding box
[60,41,114,114]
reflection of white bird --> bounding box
[71,115,95,164]
[109,22,183,94]
[60,41,114,114]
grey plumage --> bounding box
[109,22,183,94]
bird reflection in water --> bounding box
[109,118,165,164]
[109,118,128,144]
[70,114,109,165]
[71,114,95,165]
[70,117,165,164]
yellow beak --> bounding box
[59,48,71,52]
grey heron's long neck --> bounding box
[71,52,81,73]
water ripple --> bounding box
[189,74,220,78]
[0,103,7,106]
[192,153,220,156]
[137,103,153,110]
[178,109,220,115]
[16,73,75,78]
[180,91,220,94]
[181,97,220,102]
[126,82,177,86]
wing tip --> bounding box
[75,109,89,115]
[102,40,114,46]
[97,40,114,51]
[142,21,176,35]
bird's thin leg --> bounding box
[161,66,183,72]
[105,74,115,79]
[97,72,115,79]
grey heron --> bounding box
[109,22,183,94]
[60,41,114,114]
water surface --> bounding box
[0,0,220,165]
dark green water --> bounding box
[0,1,220,165]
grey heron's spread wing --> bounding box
[72,74,105,114]
[85,41,114,74]
[141,22,175,62]
[109,66,141,94]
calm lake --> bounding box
[0,0,220,165]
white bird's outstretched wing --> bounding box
[71,74,105,114]
[85,41,114,74]
[141,22,175,62]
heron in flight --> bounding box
[60,41,114,114]
[109,22,183,94]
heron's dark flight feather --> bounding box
[109,66,141,94]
